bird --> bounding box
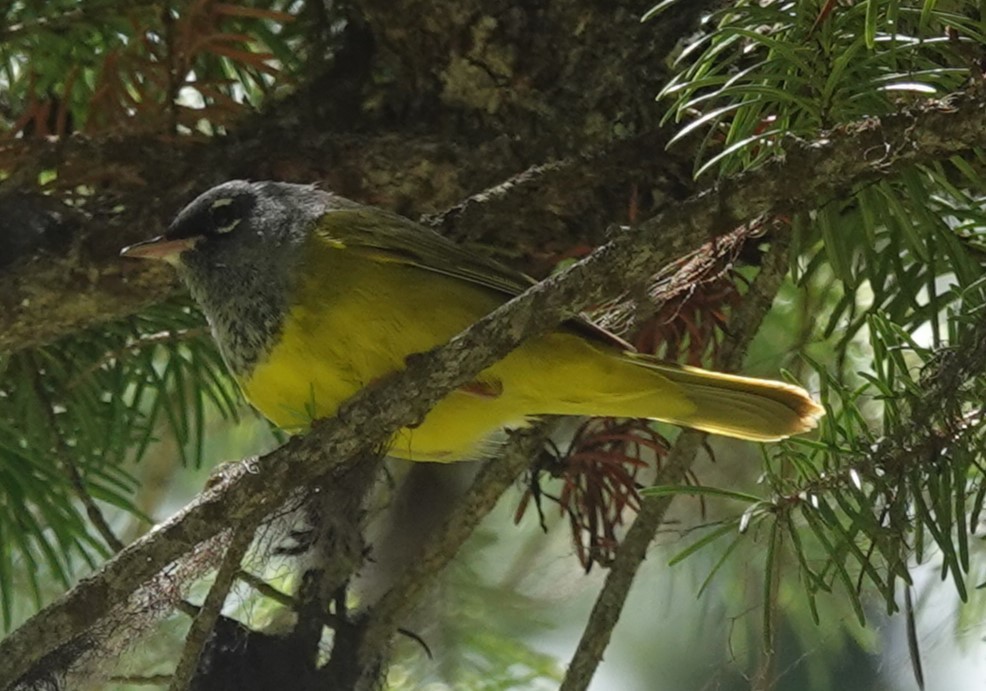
[120,180,823,462]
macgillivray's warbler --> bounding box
[121,180,823,461]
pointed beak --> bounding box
[120,235,201,261]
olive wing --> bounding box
[314,203,631,350]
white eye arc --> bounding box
[215,218,241,234]
[209,197,241,234]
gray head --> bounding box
[122,180,330,374]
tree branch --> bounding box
[167,523,258,691]
[560,229,793,691]
[2,90,984,689]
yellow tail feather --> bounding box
[624,354,824,441]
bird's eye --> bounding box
[209,197,242,235]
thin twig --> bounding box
[29,354,126,553]
[237,570,299,612]
[166,524,258,691]
[560,233,792,691]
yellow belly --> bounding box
[240,248,694,461]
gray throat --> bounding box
[180,260,292,376]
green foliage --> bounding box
[645,279,986,686]
[0,299,240,629]
[657,0,982,174]
[655,0,986,340]
[0,0,303,136]
[642,4,986,682]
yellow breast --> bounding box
[240,246,526,460]
[239,242,695,461]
